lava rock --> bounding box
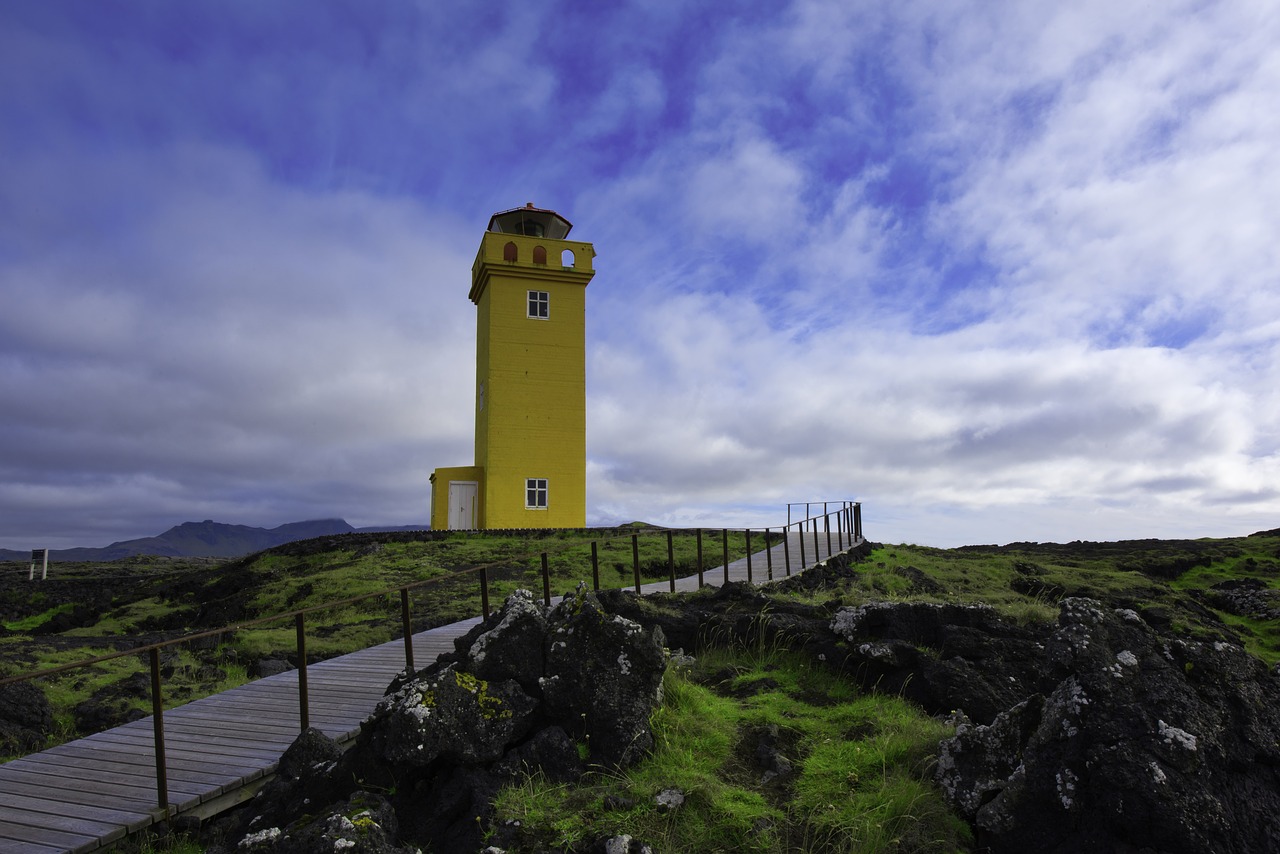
[653,787,685,813]
[450,588,549,697]
[936,598,1280,853]
[255,658,294,678]
[277,726,344,780]
[367,663,537,767]
[0,682,54,753]
[831,600,1047,724]
[216,588,670,854]
[539,586,667,767]
[494,724,584,783]
[232,791,416,854]
[600,834,655,853]
[72,671,150,734]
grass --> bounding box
[2,602,74,632]
[493,532,1209,853]
[232,528,762,637]
[0,640,254,761]
[0,527,759,757]
[104,830,204,854]
[7,527,1280,852]
[492,635,970,853]
[778,533,1280,665]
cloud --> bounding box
[539,0,1280,544]
[0,140,477,547]
[3,1,1280,551]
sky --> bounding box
[2,1,1279,551]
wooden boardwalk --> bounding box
[0,532,853,853]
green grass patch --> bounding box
[834,537,1280,665]
[2,603,74,632]
[492,639,969,852]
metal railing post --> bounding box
[765,528,773,580]
[148,648,169,813]
[591,541,600,591]
[812,522,820,565]
[400,588,415,674]
[541,553,551,606]
[855,502,863,540]
[798,520,806,568]
[745,529,753,584]
[632,534,641,594]
[826,512,832,556]
[667,530,676,592]
[722,529,729,584]
[783,525,792,575]
[295,613,310,731]
[696,528,704,587]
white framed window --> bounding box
[528,290,549,319]
[525,478,548,509]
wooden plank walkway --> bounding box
[0,532,854,853]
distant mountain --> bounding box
[0,519,428,562]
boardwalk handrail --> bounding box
[0,501,861,817]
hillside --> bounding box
[3,528,1280,852]
[0,518,426,561]
[194,528,1280,854]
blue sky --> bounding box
[2,1,1278,550]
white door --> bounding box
[447,481,478,530]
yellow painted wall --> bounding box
[472,232,595,528]
[429,466,485,530]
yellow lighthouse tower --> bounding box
[430,204,596,529]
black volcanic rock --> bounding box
[211,587,667,854]
[0,682,54,753]
[368,663,539,767]
[936,598,1280,853]
[233,791,417,854]
[594,577,1280,852]
[539,586,668,767]
[199,542,1280,854]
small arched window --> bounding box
[561,249,575,268]
[532,245,547,265]
[503,241,518,262]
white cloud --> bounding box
[0,141,477,547]
[5,1,1280,551]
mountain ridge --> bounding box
[1,518,427,562]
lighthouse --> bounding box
[430,204,596,529]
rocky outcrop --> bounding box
[72,671,150,733]
[596,580,1280,853]
[829,599,1047,725]
[602,580,1047,726]
[234,791,416,854]
[206,561,1280,854]
[935,598,1280,853]
[1205,577,1280,622]
[210,586,667,854]
[538,587,668,767]
[0,682,54,754]
[368,662,539,767]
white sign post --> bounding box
[30,548,47,581]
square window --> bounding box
[525,478,548,509]
[528,290,549,319]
